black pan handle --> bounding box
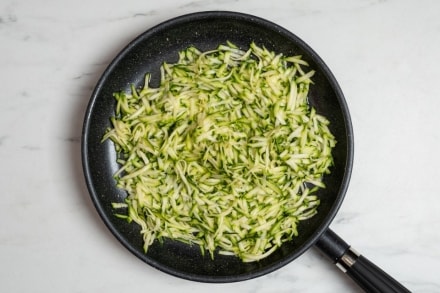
[315,229,411,293]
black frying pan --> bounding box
[81,11,410,292]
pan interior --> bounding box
[82,11,353,283]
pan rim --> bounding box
[81,10,354,283]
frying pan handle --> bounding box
[315,229,411,293]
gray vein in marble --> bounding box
[62,136,80,143]
[178,0,239,9]
[334,212,358,225]
[21,145,41,151]
[133,11,158,18]
[71,10,159,31]
[0,14,17,24]
[73,72,96,81]
[0,135,9,146]
[362,0,388,6]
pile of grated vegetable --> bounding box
[103,42,336,262]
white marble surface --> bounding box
[1,0,440,292]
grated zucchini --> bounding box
[102,42,336,262]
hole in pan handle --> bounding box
[315,229,411,293]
